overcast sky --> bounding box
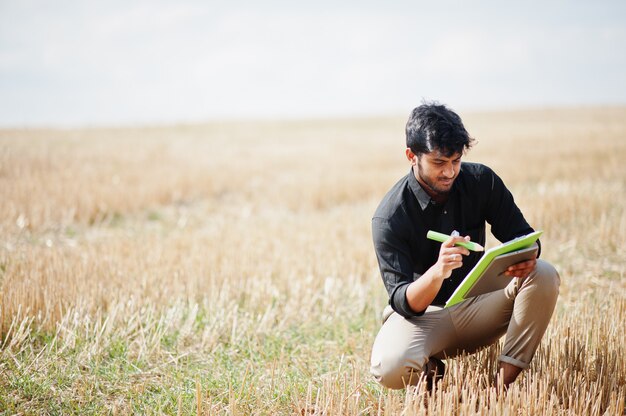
[1,0,625,127]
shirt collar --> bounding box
[408,168,433,210]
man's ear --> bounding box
[405,148,418,166]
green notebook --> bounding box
[444,230,543,308]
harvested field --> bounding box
[0,107,625,414]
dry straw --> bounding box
[0,108,624,414]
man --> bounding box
[370,102,560,390]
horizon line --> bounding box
[2,103,625,131]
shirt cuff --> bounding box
[391,283,426,318]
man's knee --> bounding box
[535,259,560,290]
[526,259,560,301]
[371,344,428,390]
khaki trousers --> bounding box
[370,259,560,389]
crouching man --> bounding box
[370,102,560,389]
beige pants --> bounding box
[370,259,560,389]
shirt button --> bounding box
[444,210,447,214]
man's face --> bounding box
[407,148,462,196]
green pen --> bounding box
[427,230,485,252]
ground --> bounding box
[0,108,624,414]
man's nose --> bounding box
[443,164,455,178]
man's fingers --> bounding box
[505,259,537,278]
[443,236,471,248]
[441,240,470,257]
[438,237,471,274]
[440,253,463,266]
[507,259,536,271]
[447,254,462,262]
[444,254,463,269]
[505,268,532,278]
[445,247,470,256]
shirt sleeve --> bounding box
[372,217,426,318]
[483,167,540,256]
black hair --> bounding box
[405,101,475,157]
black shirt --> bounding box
[372,162,537,318]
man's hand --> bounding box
[433,235,471,280]
[405,235,472,313]
[504,254,537,279]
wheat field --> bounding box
[0,107,625,415]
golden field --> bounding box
[0,107,625,414]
